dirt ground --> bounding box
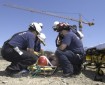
[0,57,105,85]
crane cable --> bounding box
[3,4,94,27]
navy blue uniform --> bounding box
[55,31,84,74]
[8,31,35,49]
[62,31,84,54]
[1,31,38,72]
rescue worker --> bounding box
[53,21,85,77]
[1,22,42,77]
[34,33,46,55]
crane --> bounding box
[3,4,94,32]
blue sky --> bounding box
[0,0,105,52]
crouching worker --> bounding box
[1,22,42,77]
[34,33,46,56]
[53,21,85,77]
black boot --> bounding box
[73,65,81,75]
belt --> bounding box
[6,43,23,55]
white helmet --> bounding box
[38,23,43,28]
[30,22,42,34]
[37,33,46,46]
[54,21,59,26]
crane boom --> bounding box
[3,4,94,27]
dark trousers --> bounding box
[55,50,82,74]
[1,44,38,72]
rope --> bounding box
[31,65,41,77]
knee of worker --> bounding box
[55,50,66,60]
[30,55,38,64]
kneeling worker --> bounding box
[53,21,85,77]
[1,22,42,77]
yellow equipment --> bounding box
[84,43,105,81]
[28,55,57,77]
[28,65,57,76]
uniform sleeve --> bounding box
[62,34,72,46]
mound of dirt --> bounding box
[0,58,105,85]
